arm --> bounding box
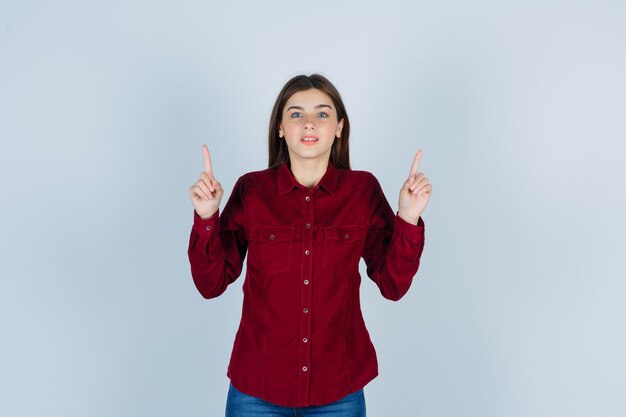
[362,176,425,301]
[187,176,248,299]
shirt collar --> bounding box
[276,160,340,196]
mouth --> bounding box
[301,136,319,143]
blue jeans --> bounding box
[225,383,366,417]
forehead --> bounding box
[284,88,334,109]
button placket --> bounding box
[298,191,314,404]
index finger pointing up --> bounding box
[408,149,423,179]
[202,144,214,178]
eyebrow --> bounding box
[286,104,333,112]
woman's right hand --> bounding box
[189,144,224,219]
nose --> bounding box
[303,114,316,130]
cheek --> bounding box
[284,125,301,139]
[321,123,339,136]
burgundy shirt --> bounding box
[187,161,426,407]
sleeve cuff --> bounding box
[393,213,425,243]
[193,209,220,235]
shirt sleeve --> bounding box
[362,174,425,301]
[187,175,248,299]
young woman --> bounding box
[187,74,431,417]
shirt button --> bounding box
[303,308,309,313]
[302,366,308,372]
[269,234,275,240]
[304,249,310,255]
[303,337,308,343]
[206,225,212,231]
[304,279,309,285]
[305,223,311,229]
[305,196,311,202]
[344,234,350,240]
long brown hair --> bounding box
[268,74,351,169]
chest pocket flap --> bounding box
[322,225,366,273]
[248,226,295,275]
[249,226,296,243]
[323,225,366,243]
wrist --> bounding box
[196,209,218,220]
[397,211,419,225]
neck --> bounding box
[289,157,330,189]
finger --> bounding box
[409,173,426,191]
[403,178,414,192]
[407,149,423,180]
[212,180,223,194]
[202,144,214,179]
[411,177,426,194]
[421,184,433,195]
[200,172,215,192]
[191,184,210,200]
[414,183,432,195]
[195,180,213,199]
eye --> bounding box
[290,112,302,118]
[318,112,329,118]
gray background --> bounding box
[1,1,625,416]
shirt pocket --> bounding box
[322,225,366,274]
[248,226,296,275]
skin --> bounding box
[189,90,432,224]
[188,144,224,219]
[278,88,344,188]
[398,149,431,224]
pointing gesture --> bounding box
[189,144,224,219]
[202,143,218,182]
[398,149,432,225]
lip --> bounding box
[300,136,319,146]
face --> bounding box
[278,88,344,166]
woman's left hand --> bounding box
[397,149,432,225]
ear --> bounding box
[279,124,284,138]
[336,118,345,138]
